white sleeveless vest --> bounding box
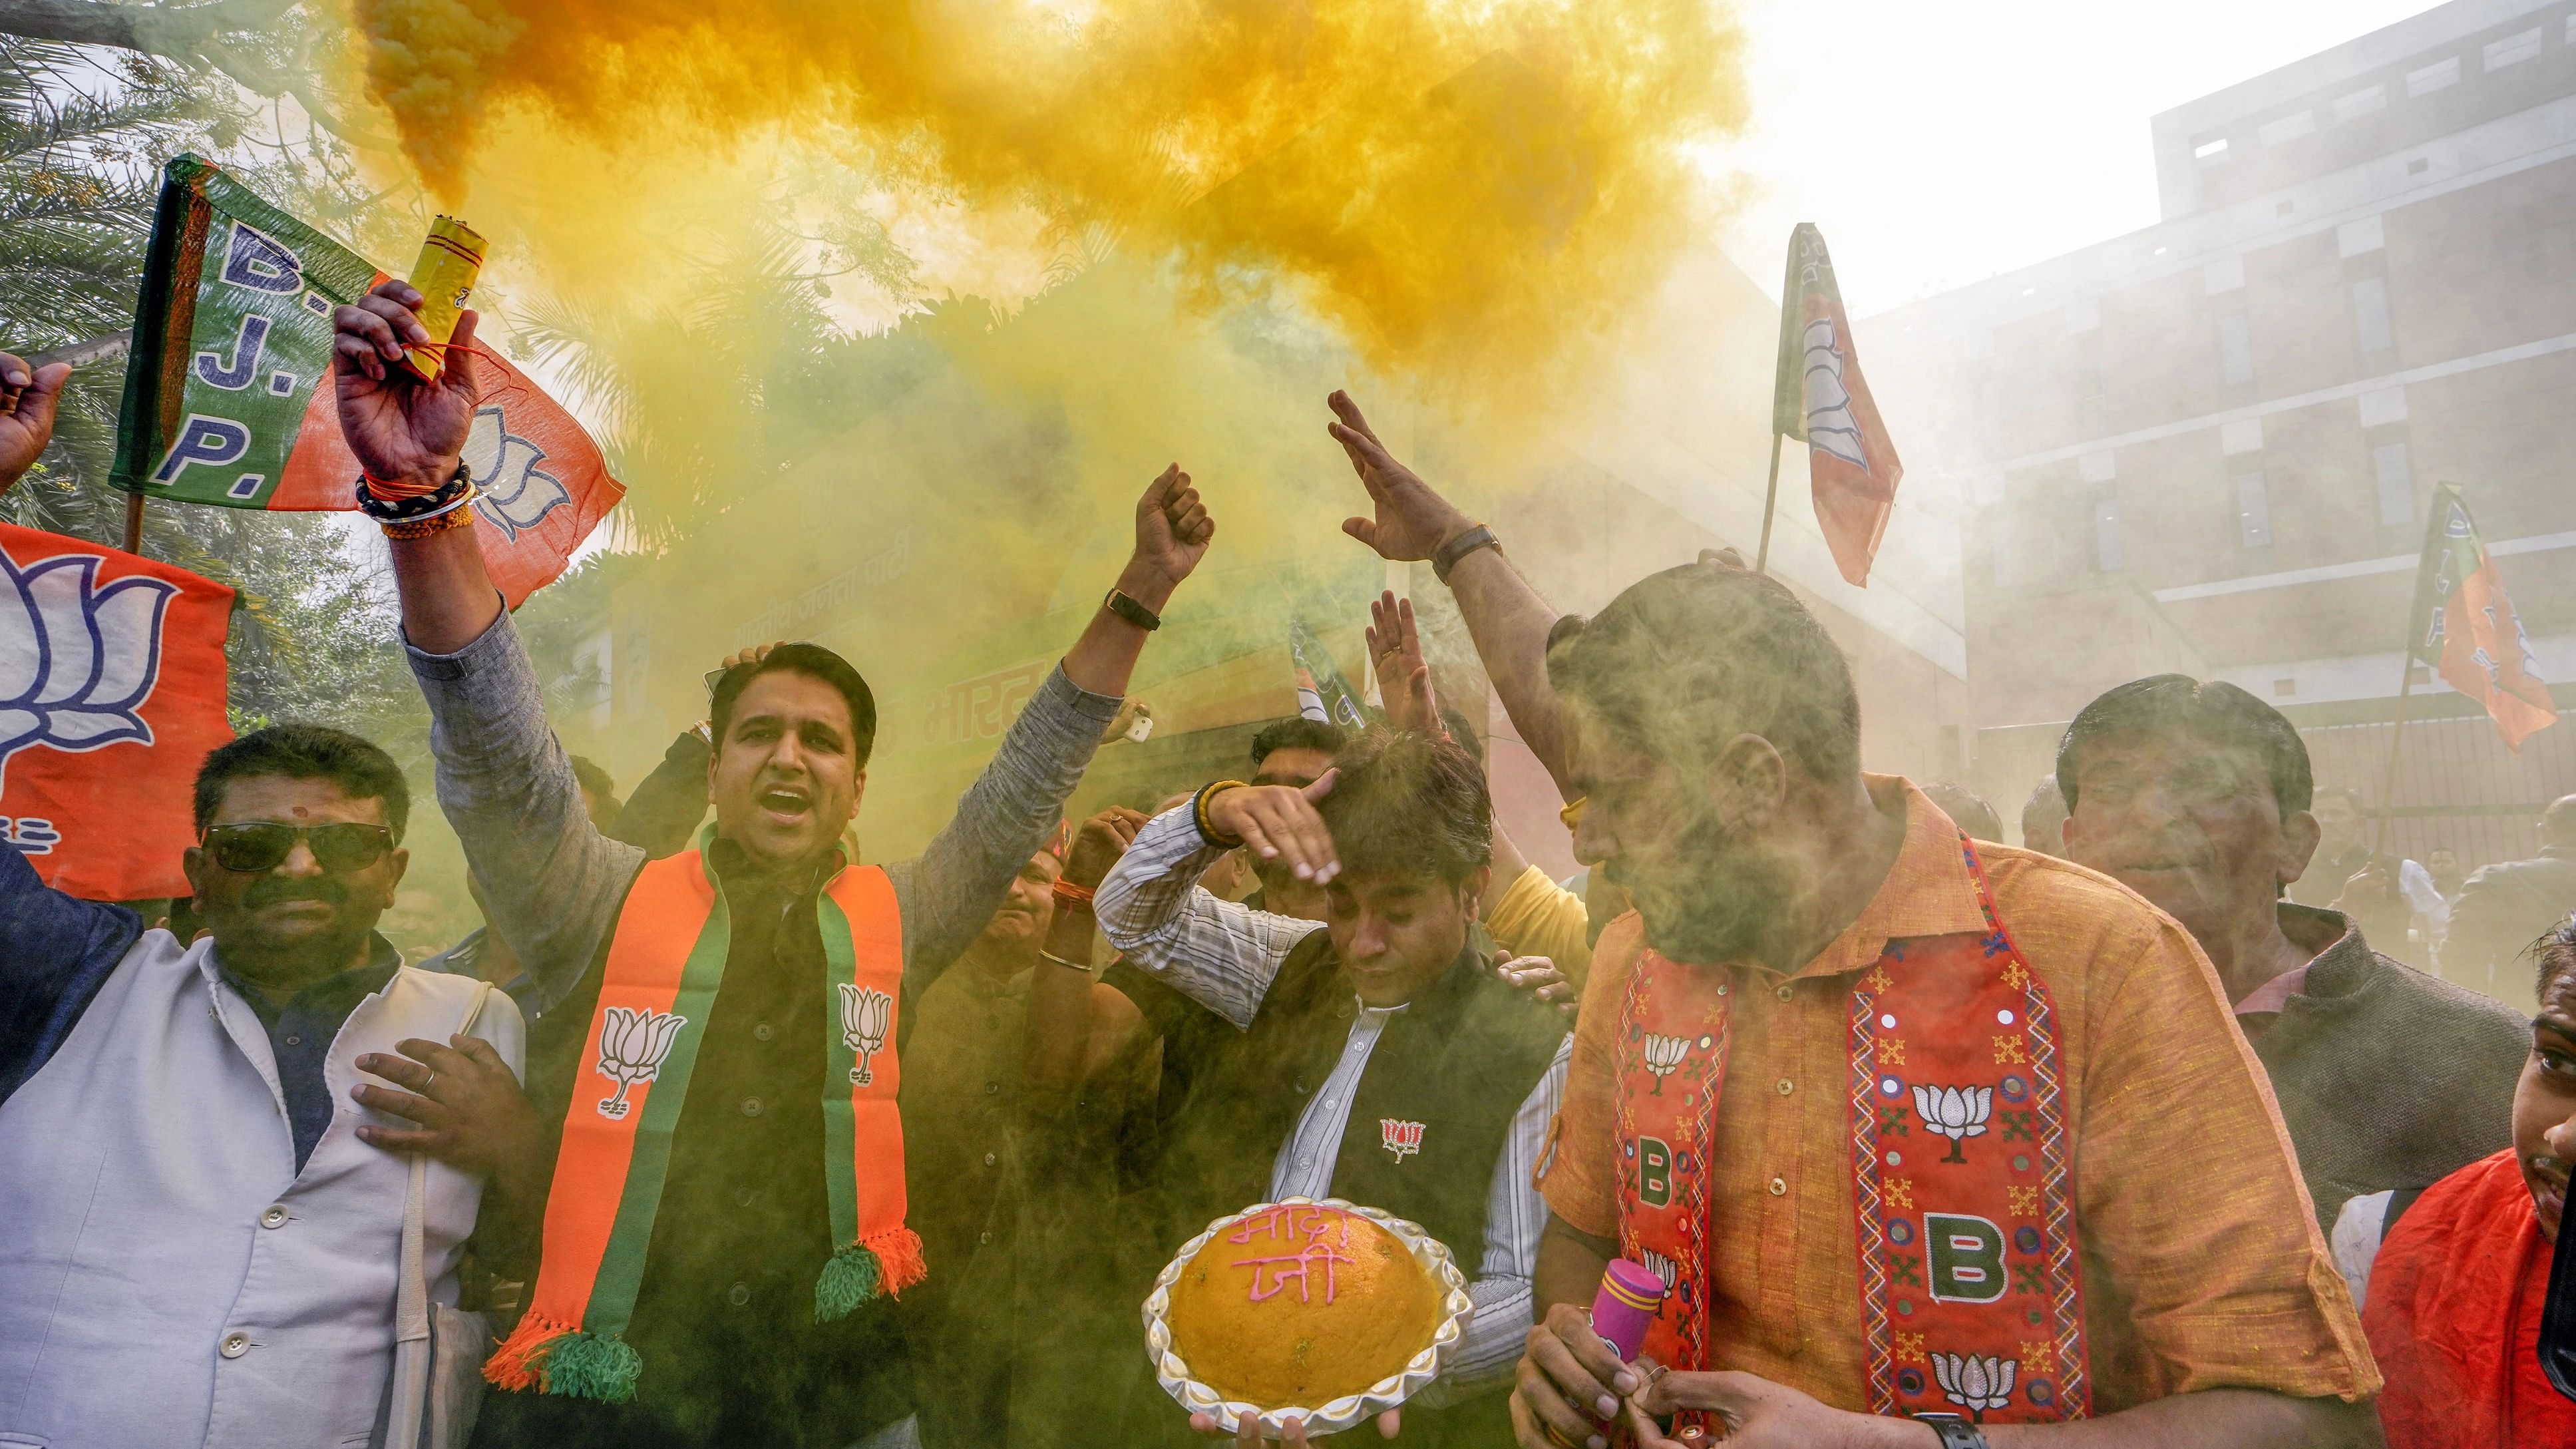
[0,931,525,1449]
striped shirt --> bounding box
[1097,807,1569,1398]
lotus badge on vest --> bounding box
[1380,1118,1425,1161]
[0,519,233,901]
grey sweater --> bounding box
[407,610,1123,1014]
[2253,904,2531,1231]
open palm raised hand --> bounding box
[332,279,480,493]
[1328,391,1473,563]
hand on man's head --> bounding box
[1208,771,1340,885]
[331,279,479,496]
[1328,391,1474,564]
[0,351,72,493]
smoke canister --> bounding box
[400,216,486,383]
[1590,1259,1666,1362]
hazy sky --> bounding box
[1716,0,2440,316]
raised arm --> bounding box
[893,467,1214,986]
[0,840,141,1104]
[1093,802,1321,1027]
[335,282,638,1011]
[1330,392,1577,799]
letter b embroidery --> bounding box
[1925,1212,2006,1303]
[1637,1136,1673,1208]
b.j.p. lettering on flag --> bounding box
[0,520,233,901]
[109,154,623,608]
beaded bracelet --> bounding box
[1193,779,1248,849]
[1051,878,1097,907]
[355,460,473,521]
[380,491,480,540]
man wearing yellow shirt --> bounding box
[1292,391,2378,1449]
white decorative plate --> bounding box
[1143,1197,1473,1440]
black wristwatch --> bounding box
[1103,587,1161,631]
[1915,1419,1991,1449]
[1431,524,1499,583]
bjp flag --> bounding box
[2408,485,2556,751]
[1773,224,1904,587]
[0,520,234,901]
[110,154,622,608]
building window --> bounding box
[2094,499,2124,571]
[2334,85,2388,122]
[2374,443,2414,526]
[2407,57,2461,96]
[2259,110,2316,145]
[2217,313,2255,386]
[2236,471,2272,548]
[2485,27,2541,71]
[2352,277,2394,354]
[2194,137,2231,164]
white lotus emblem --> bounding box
[1640,1031,1689,1095]
[1803,318,1869,469]
[840,984,892,1085]
[1929,1352,2017,1420]
[464,405,570,542]
[1912,1084,1994,1164]
[595,1006,687,1118]
[0,544,176,791]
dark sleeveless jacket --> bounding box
[1147,929,1566,1288]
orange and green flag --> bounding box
[109,154,622,607]
[2409,484,2556,751]
[1773,222,1904,587]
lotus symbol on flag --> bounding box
[1912,1084,1994,1163]
[595,1006,687,1118]
[0,544,176,792]
[463,404,570,542]
[1639,1249,1678,1290]
[1641,1032,1690,1094]
[840,984,892,1085]
[1929,1352,2018,1420]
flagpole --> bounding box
[1753,432,1784,575]
[2372,660,2418,860]
[122,492,144,555]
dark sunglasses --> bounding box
[201,822,395,874]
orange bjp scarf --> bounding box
[484,847,923,1402]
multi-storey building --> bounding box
[1867,0,2576,867]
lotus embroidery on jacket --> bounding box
[596,1006,688,1118]
[0,542,177,791]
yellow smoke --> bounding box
[347,0,1748,385]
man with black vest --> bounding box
[1096,727,1570,1445]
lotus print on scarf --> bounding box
[1912,1083,1994,1163]
[1640,1031,1690,1094]
[595,1006,688,1118]
[0,543,178,793]
[1929,1351,2018,1420]
[840,984,892,1085]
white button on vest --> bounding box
[1767,1177,1787,1197]
[260,1205,287,1229]
[983,1152,998,1167]
[220,1331,251,1358]
[1775,984,1793,1002]
[1775,1078,1794,1096]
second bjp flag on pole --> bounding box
[1772,223,1904,587]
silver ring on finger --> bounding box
[421,1070,437,1094]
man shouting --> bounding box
[331,280,1214,1448]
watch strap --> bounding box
[1104,587,1162,631]
[1431,524,1499,583]
[1915,1420,1991,1449]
